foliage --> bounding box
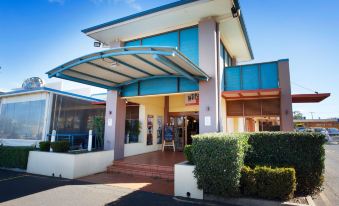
[241,166,296,200]
[191,133,249,196]
[50,141,70,153]
[125,120,141,143]
[245,132,325,195]
[0,146,35,169]
[89,116,105,149]
[39,141,50,152]
[293,111,305,120]
[183,145,194,164]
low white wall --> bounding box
[27,150,114,179]
[124,143,161,157]
[174,161,203,200]
[0,139,38,147]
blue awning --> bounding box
[46,46,210,90]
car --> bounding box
[295,127,306,132]
[311,127,331,141]
[327,128,339,137]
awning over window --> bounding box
[46,46,210,90]
[222,88,281,100]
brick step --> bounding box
[106,161,174,180]
[112,161,173,173]
[107,166,174,180]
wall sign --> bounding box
[204,116,211,126]
[185,93,199,106]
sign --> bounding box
[185,93,199,106]
[107,118,113,127]
[147,115,153,145]
[164,125,174,141]
[204,116,211,126]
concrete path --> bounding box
[0,169,229,206]
[313,144,339,206]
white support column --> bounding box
[198,18,219,133]
[88,130,93,152]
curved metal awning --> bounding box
[46,46,210,90]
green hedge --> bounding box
[183,145,194,164]
[241,166,296,200]
[50,141,69,153]
[192,133,249,196]
[245,132,325,195]
[39,141,50,152]
[0,146,35,169]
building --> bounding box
[294,118,339,129]
[46,0,329,161]
[0,85,105,146]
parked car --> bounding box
[295,127,306,132]
[310,127,331,141]
[327,128,339,137]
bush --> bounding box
[183,145,194,164]
[0,146,35,169]
[245,132,325,195]
[241,166,296,200]
[39,141,50,152]
[50,141,69,153]
[191,133,249,196]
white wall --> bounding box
[27,150,114,179]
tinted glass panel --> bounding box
[0,100,46,140]
[179,27,199,64]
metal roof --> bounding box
[0,87,104,102]
[46,46,210,90]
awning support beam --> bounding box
[68,69,119,85]
[56,73,116,90]
[152,54,197,82]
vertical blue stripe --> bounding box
[125,40,141,46]
[225,67,241,91]
[142,31,178,47]
[179,27,199,65]
[242,65,259,90]
[261,62,278,89]
[179,77,198,92]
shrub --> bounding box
[50,141,70,153]
[191,133,249,196]
[245,132,325,195]
[0,146,35,169]
[39,141,50,152]
[183,145,194,164]
[241,166,296,200]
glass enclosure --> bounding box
[0,100,46,140]
[125,103,140,144]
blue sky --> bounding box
[0,0,338,119]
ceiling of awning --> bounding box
[222,88,281,100]
[46,46,210,90]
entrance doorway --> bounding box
[169,112,199,151]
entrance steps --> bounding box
[107,160,174,180]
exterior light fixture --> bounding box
[231,5,240,18]
[94,41,102,47]
[111,61,118,68]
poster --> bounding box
[147,115,153,145]
[157,116,163,144]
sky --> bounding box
[0,0,338,119]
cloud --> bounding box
[48,0,65,5]
[90,0,142,11]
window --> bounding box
[0,100,46,140]
[50,95,105,134]
[125,104,140,143]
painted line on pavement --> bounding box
[0,174,30,182]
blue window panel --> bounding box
[179,27,199,65]
[142,31,178,48]
[179,78,198,92]
[242,65,259,90]
[225,67,241,91]
[125,40,141,47]
[139,78,177,95]
[121,83,138,97]
[260,62,279,89]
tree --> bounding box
[293,111,305,120]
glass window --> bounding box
[0,100,46,140]
[50,95,105,134]
[125,104,140,144]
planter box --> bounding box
[174,161,203,200]
[27,150,114,179]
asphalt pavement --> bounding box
[0,169,230,206]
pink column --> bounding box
[278,59,294,131]
[198,18,219,133]
[104,90,126,160]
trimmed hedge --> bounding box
[0,146,35,169]
[191,133,249,196]
[39,141,50,152]
[50,141,70,153]
[245,132,325,195]
[241,166,296,200]
[183,145,194,164]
